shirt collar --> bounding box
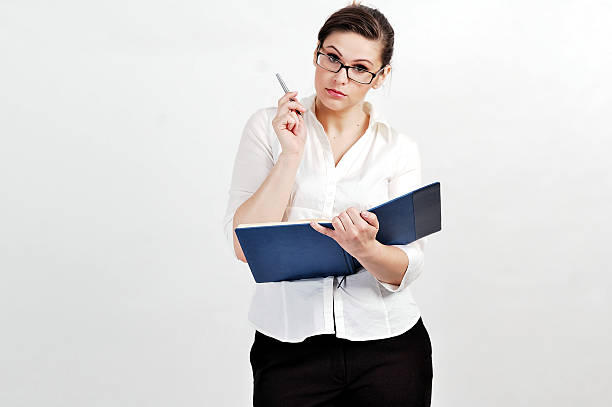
[301,93,391,132]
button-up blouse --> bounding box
[222,93,429,342]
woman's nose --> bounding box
[333,67,349,83]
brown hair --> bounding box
[316,1,395,70]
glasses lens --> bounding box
[317,53,341,72]
[348,67,373,84]
[317,53,373,84]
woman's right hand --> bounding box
[271,91,308,157]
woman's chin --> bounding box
[318,91,347,107]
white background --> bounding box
[1,0,611,406]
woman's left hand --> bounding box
[310,207,380,259]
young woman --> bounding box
[223,2,433,406]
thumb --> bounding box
[361,210,378,227]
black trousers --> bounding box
[250,317,433,407]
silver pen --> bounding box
[275,73,304,116]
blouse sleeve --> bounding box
[376,135,428,293]
[221,108,274,263]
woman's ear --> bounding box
[373,65,391,89]
[313,44,319,66]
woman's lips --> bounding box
[326,88,346,98]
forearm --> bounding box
[235,152,302,224]
[232,152,302,260]
[356,241,409,286]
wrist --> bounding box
[279,151,303,162]
[278,152,303,170]
[360,240,383,262]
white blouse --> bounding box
[222,93,429,343]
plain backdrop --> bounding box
[1,0,611,406]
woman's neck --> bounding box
[314,95,370,139]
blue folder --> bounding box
[235,182,441,283]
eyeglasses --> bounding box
[315,46,385,85]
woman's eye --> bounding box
[326,53,368,71]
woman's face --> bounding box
[312,31,391,110]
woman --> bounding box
[222,2,433,406]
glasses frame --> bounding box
[315,45,386,85]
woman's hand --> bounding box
[271,91,308,157]
[310,207,380,259]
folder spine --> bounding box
[413,182,442,239]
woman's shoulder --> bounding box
[244,106,275,129]
[241,106,278,145]
[379,123,422,174]
[240,106,282,159]
[377,121,419,150]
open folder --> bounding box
[235,182,441,283]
